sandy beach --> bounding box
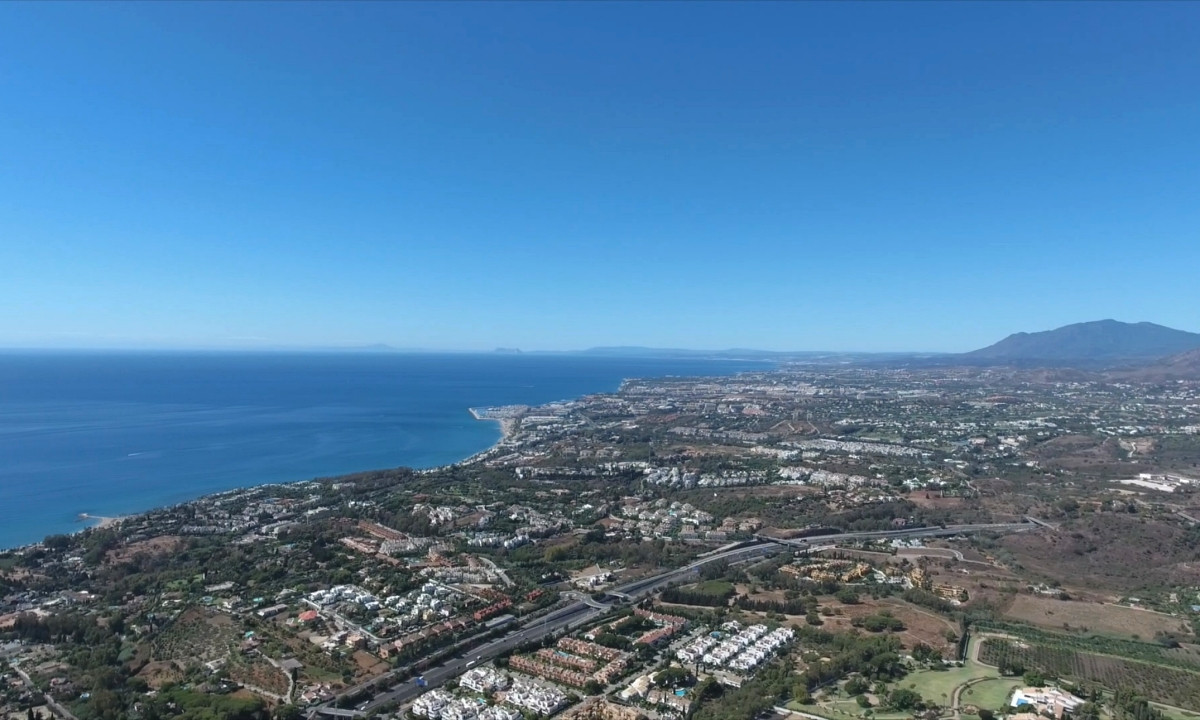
[498,417,519,439]
[78,513,126,530]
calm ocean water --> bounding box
[0,352,765,549]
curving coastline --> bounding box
[2,356,765,551]
[11,404,526,552]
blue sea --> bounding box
[0,352,765,549]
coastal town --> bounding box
[3,363,1200,720]
[5,1,1199,719]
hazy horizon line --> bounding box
[0,343,948,356]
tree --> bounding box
[845,677,870,696]
[836,588,861,605]
[655,666,693,688]
[911,643,942,665]
[887,688,924,711]
[275,705,303,720]
[1074,702,1100,720]
[791,683,811,705]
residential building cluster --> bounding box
[509,656,590,689]
[412,673,526,720]
[782,559,873,583]
[504,676,570,716]
[675,623,794,675]
[632,608,688,646]
[466,532,531,549]
[509,638,630,689]
[460,666,510,694]
[609,498,719,541]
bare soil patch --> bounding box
[816,596,960,655]
[352,650,389,677]
[152,607,241,665]
[230,658,289,695]
[736,585,787,603]
[1002,594,1191,640]
[106,535,184,564]
[230,689,266,704]
[905,492,967,509]
[135,660,184,689]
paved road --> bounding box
[950,676,991,720]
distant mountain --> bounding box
[965,320,1200,362]
[577,346,798,359]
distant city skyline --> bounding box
[2,2,1198,352]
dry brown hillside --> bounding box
[1002,513,1200,591]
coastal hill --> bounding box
[964,320,1200,362]
[1109,347,1200,381]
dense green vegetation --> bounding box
[691,660,795,720]
[792,627,908,691]
[852,612,906,633]
[136,691,267,720]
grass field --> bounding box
[957,677,1020,711]
[1153,703,1200,720]
[901,664,999,706]
[696,580,735,595]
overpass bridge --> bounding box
[308,707,364,719]
[754,521,1033,548]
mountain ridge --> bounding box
[964,320,1200,362]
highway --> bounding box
[311,521,1032,718]
[312,541,780,717]
[361,603,600,713]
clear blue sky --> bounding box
[2,2,1198,352]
